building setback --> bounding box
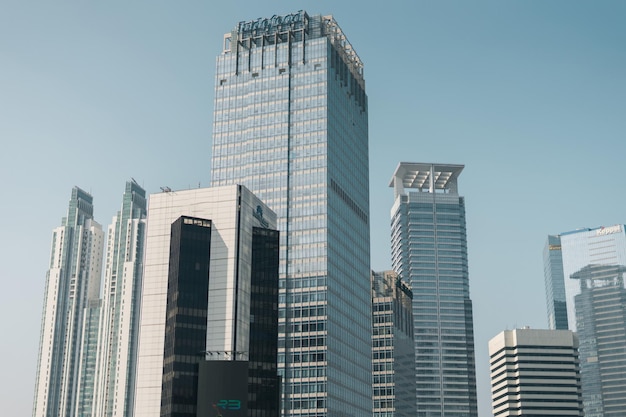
[544,225,626,417]
[133,185,280,417]
[489,328,583,417]
[371,270,415,417]
[33,187,104,417]
[389,162,478,417]
[93,181,146,417]
[210,11,372,416]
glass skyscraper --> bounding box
[543,225,626,417]
[389,162,478,417]
[33,187,105,417]
[210,11,372,416]
[544,235,569,330]
[93,181,146,417]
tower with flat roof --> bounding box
[389,162,478,417]
[210,11,371,416]
[489,328,583,417]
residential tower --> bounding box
[33,187,104,417]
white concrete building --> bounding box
[132,185,277,417]
[33,187,104,417]
[489,328,583,417]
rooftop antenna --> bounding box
[160,186,172,193]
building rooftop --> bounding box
[389,162,464,198]
[223,11,364,88]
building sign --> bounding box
[596,225,623,236]
[238,11,305,35]
[197,361,248,417]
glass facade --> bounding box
[161,216,213,417]
[133,185,280,417]
[544,235,569,330]
[548,225,626,417]
[389,163,478,417]
[159,215,281,417]
[76,300,102,417]
[210,11,371,416]
[33,187,104,417]
[248,227,281,417]
[371,270,415,417]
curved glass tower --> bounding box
[210,11,372,416]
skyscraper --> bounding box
[544,235,569,330]
[543,225,626,417]
[93,181,146,417]
[489,328,583,417]
[133,185,280,417]
[160,216,213,417]
[210,11,372,416]
[389,162,478,417]
[371,270,415,417]
[33,187,105,417]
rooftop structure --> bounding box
[390,162,464,198]
[210,11,372,415]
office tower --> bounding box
[133,185,280,417]
[210,11,371,416]
[33,187,105,417]
[389,162,478,417]
[489,328,583,417]
[371,270,415,417]
[544,225,626,417]
[544,235,569,330]
[160,216,214,417]
[93,181,146,417]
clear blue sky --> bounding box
[2,1,624,415]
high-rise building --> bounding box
[389,162,478,417]
[543,225,626,417]
[33,187,105,417]
[93,181,146,417]
[489,328,583,417]
[210,11,372,416]
[133,185,280,417]
[159,215,213,417]
[544,235,569,330]
[371,270,415,417]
